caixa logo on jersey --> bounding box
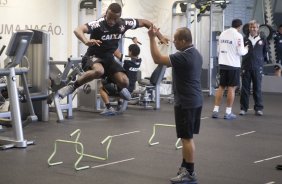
[129,67,139,71]
[101,34,122,40]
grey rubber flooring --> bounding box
[0,93,282,184]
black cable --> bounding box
[0,45,6,56]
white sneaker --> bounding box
[119,88,131,101]
[224,113,237,120]
[255,110,263,116]
[116,100,128,114]
[58,83,75,99]
[100,107,116,116]
[239,110,246,116]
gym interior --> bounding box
[0,0,282,183]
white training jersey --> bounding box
[218,27,248,67]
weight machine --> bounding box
[48,57,84,122]
[20,30,50,122]
[171,0,228,95]
[76,0,104,113]
[130,64,167,110]
[0,30,35,149]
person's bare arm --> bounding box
[113,49,122,60]
[138,19,169,45]
[148,26,171,66]
[74,24,102,46]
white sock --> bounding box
[213,106,219,112]
[226,107,232,114]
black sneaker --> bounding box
[276,164,282,170]
[170,167,197,184]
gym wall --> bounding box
[0,0,174,79]
[121,0,173,79]
[0,0,81,66]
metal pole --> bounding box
[209,1,213,96]
[96,0,102,17]
[186,2,192,29]
[8,67,26,146]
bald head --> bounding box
[173,27,193,51]
[175,27,192,44]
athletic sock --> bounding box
[213,106,219,112]
[184,161,194,175]
[105,103,111,109]
[181,158,185,167]
[226,107,232,114]
[73,81,80,89]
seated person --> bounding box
[100,43,142,115]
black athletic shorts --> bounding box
[174,105,202,139]
[103,82,119,97]
[219,68,240,87]
[82,55,125,79]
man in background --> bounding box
[239,20,268,116]
[212,19,248,120]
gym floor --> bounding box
[0,93,282,184]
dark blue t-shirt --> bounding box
[123,57,142,92]
[169,46,203,108]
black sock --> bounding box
[184,161,194,175]
[105,103,111,109]
[73,81,80,89]
[181,158,185,167]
